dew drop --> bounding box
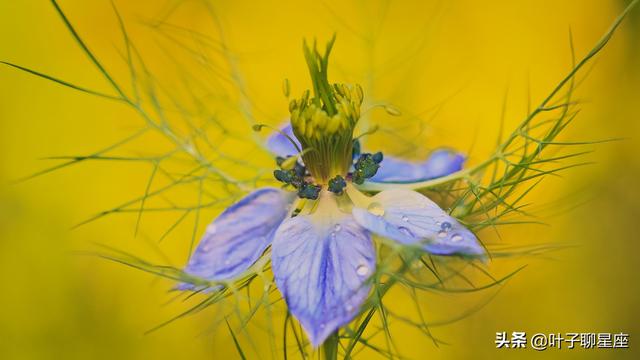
[438,230,448,238]
[367,202,385,217]
[402,215,409,222]
[440,222,452,231]
[398,226,414,238]
[451,234,463,242]
[356,264,370,276]
[334,224,342,232]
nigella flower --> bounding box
[180,37,484,347]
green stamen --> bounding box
[328,175,347,195]
[298,183,322,199]
[352,152,383,185]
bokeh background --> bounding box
[1,0,639,359]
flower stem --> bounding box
[321,332,339,360]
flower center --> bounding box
[272,37,385,201]
[289,36,363,183]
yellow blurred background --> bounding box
[1,0,639,359]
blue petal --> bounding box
[370,149,465,183]
[272,211,375,346]
[352,189,484,256]
[181,188,294,289]
[266,123,301,157]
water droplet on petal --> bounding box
[356,264,369,276]
[451,234,463,242]
[401,215,409,222]
[440,222,452,231]
[367,202,385,217]
[398,226,414,238]
[438,230,448,238]
[334,224,342,232]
